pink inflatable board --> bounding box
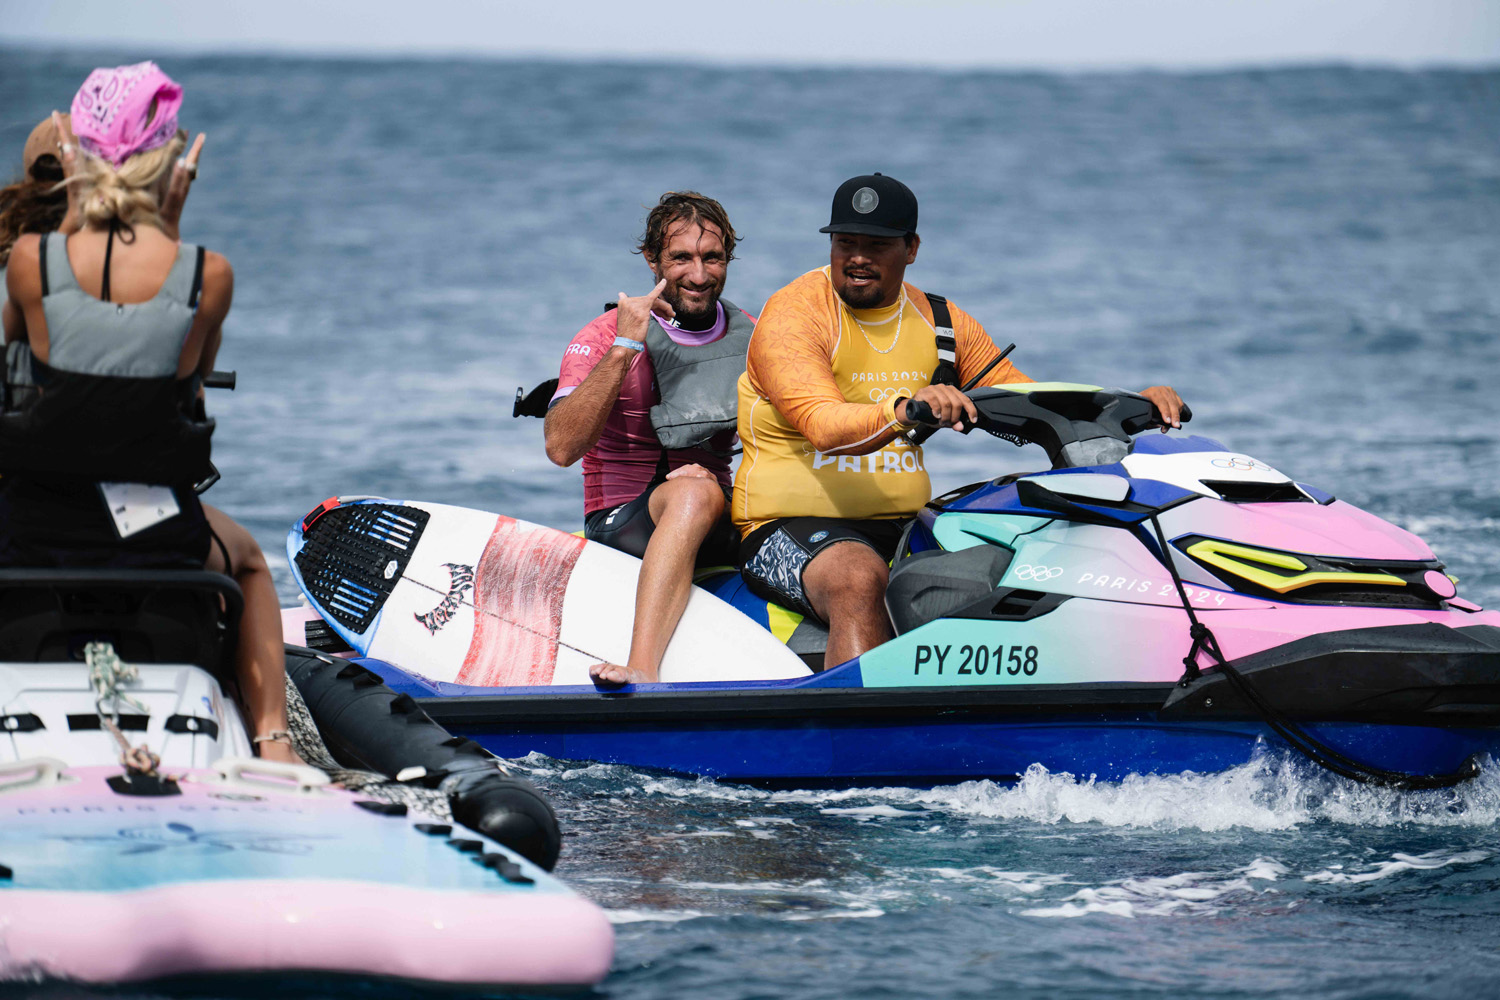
[0,760,613,987]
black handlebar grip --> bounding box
[204,370,237,391]
[1179,403,1193,423]
[904,398,939,426]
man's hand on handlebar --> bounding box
[1139,385,1184,432]
[897,384,979,433]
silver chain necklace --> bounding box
[845,294,906,355]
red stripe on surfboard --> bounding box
[457,517,586,687]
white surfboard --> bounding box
[286,497,810,686]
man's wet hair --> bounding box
[636,191,739,264]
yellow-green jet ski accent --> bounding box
[1185,539,1407,594]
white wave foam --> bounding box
[820,805,923,819]
[666,879,829,892]
[783,907,885,921]
[1021,857,1287,919]
[1305,848,1491,884]
[925,867,1071,895]
[867,758,1500,833]
[528,752,1500,834]
[606,908,707,924]
[910,761,1308,832]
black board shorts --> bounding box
[739,516,908,622]
[583,480,739,569]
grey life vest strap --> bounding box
[924,291,961,387]
[645,298,754,452]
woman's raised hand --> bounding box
[160,132,205,242]
[50,111,82,235]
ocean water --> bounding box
[3,50,1500,999]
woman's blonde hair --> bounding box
[68,130,186,231]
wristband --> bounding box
[612,336,645,353]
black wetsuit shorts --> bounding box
[738,516,908,621]
[583,480,740,569]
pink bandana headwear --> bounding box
[70,61,183,168]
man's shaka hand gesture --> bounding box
[613,279,675,353]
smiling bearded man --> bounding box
[545,192,753,685]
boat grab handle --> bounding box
[212,756,330,795]
[0,757,71,795]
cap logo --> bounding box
[852,187,879,214]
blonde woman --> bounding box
[1,63,301,765]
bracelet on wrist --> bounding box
[612,336,645,353]
[252,729,292,745]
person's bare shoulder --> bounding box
[5,233,43,301]
[201,249,233,285]
[201,250,233,294]
[197,250,234,321]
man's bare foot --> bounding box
[589,662,657,687]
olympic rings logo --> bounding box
[1013,564,1064,582]
[1210,456,1273,472]
[869,387,913,404]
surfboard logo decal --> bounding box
[414,562,475,634]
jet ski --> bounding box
[0,566,613,988]
[286,384,1500,789]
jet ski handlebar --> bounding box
[904,386,1191,468]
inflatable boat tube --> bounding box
[285,645,562,869]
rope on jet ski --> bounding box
[1143,518,1479,790]
[85,641,164,778]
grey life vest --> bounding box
[644,298,754,452]
[0,230,214,485]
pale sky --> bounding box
[2,0,1497,69]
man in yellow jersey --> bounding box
[733,173,1183,668]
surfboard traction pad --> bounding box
[296,503,430,634]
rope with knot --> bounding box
[85,640,162,777]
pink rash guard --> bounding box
[551,304,744,515]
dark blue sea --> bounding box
[4,50,1500,1000]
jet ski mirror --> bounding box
[1020,473,1131,503]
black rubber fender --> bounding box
[285,645,562,870]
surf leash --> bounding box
[1143,516,1480,790]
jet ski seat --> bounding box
[0,568,242,691]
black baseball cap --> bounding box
[819,173,918,237]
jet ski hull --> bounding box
[286,418,1500,788]
[361,620,1500,786]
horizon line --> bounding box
[3,37,1498,76]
